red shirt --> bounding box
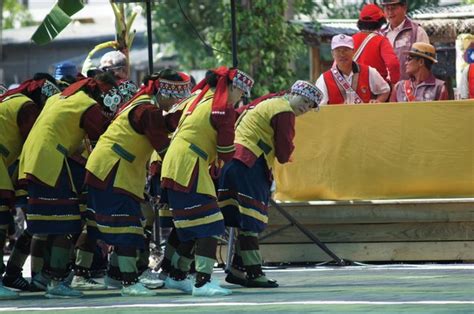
[17,101,41,141]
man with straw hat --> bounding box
[390,42,448,102]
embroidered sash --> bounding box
[403,80,416,102]
[331,67,364,104]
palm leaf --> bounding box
[31,0,85,45]
[58,0,84,16]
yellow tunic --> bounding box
[161,90,218,197]
[19,91,96,187]
[235,97,294,169]
[86,95,157,200]
[0,94,31,192]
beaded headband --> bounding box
[291,80,323,107]
[232,70,254,97]
[158,79,191,99]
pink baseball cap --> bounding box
[331,34,354,50]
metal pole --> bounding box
[269,199,347,266]
[230,0,238,67]
[146,0,154,74]
[225,0,239,272]
[225,227,235,273]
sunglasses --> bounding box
[406,56,419,62]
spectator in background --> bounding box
[459,63,474,99]
[54,62,80,89]
[100,51,129,80]
[380,0,430,80]
[315,34,390,105]
[390,42,449,102]
[353,4,400,86]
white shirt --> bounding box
[315,65,391,105]
[459,66,470,99]
[385,18,430,47]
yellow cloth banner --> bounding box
[274,101,474,201]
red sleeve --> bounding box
[130,104,170,155]
[271,111,295,164]
[17,101,40,140]
[380,38,401,84]
[80,105,111,140]
[164,109,183,133]
[211,105,236,162]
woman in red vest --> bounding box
[353,4,400,86]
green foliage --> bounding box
[31,0,85,45]
[153,0,226,69]
[2,0,35,29]
[407,0,440,12]
[153,0,317,97]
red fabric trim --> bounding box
[84,164,118,190]
[233,144,257,168]
[469,64,474,99]
[188,66,236,115]
[219,189,269,212]
[161,163,199,194]
[85,165,144,202]
[25,173,60,189]
[171,202,217,217]
[237,193,268,212]
[0,79,45,101]
[61,78,115,99]
[28,197,77,205]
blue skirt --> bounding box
[86,171,145,249]
[0,198,13,229]
[218,157,271,233]
[165,177,225,242]
[26,163,81,235]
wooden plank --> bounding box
[259,222,474,244]
[267,202,474,224]
[256,242,474,263]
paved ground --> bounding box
[1,261,473,313]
